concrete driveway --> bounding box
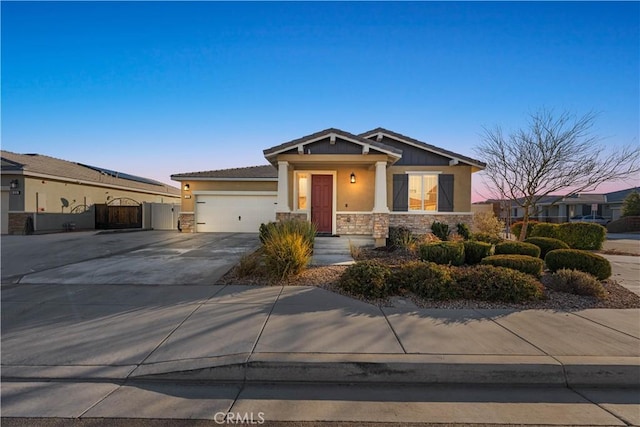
[1,231,260,285]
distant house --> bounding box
[171,127,485,246]
[478,186,640,224]
[1,151,180,234]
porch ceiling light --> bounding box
[350,172,356,184]
[183,183,190,191]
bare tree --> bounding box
[475,109,640,240]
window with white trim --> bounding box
[408,174,438,211]
[296,172,309,210]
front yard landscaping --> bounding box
[218,219,640,310]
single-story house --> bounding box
[171,128,485,246]
[1,151,181,234]
[479,186,640,224]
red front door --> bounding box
[311,175,333,234]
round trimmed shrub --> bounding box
[530,223,560,239]
[391,261,458,300]
[463,241,492,265]
[494,241,541,258]
[524,237,570,259]
[419,241,465,266]
[339,260,392,298]
[481,254,544,276]
[510,220,538,240]
[544,249,612,280]
[547,268,606,299]
[471,232,503,245]
[453,265,545,302]
[556,222,606,250]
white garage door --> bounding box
[195,193,276,233]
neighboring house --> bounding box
[481,186,640,224]
[1,151,181,234]
[171,127,485,246]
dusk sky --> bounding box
[2,1,638,200]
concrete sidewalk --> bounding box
[2,284,638,387]
[3,284,639,424]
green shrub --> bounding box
[387,226,415,251]
[339,260,392,298]
[390,261,458,299]
[481,254,544,276]
[463,241,492,265]
[453,265,544,302]
[510,220,538,240]
[622,191,640,217]
[263,232,312,279]
[259,219,316,247]
[547,269,606,299]
[524,237,569,259]
[556,222,606,250]
[494,241,541,258]
[471,232,503,245]
[456,223,471,240]
[431,221,450,241]
[419,241,465,266]
[530,223,560,239]
[545,249,612,280]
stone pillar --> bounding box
[178,213,195,233]
[373,161,388,213]
[372,212,389,247]
[276,161,290,213]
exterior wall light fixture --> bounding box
[183,183,190,191]
[10,179,19,189]
[350,173,356,184]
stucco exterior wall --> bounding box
[386,165,473,212]
[288,164,375,213]
[179,180,277,212]
[3,175,179,214]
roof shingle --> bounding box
[1,151,180,196]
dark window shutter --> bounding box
[438,174,454,212]
[392,174,408,211]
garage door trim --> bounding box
[193,191,278,196]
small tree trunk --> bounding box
[519,210,530,241]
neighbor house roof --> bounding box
[171,165,278,181]
[1,151,180,196]
[263,128,402,161]
[359,127,486,169]
[605,186,640,203]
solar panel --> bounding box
[78,163,163,186]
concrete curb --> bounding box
[6,354,637,387]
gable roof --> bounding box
[171,165,277,181]
[605,186,640,203]
[263,128,402,163]
[360,127,486,169]
[1,151,180,196]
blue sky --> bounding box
[2,1,638,199]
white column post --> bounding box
[276,161,290,213]
[373,161,389,213]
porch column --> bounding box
[276,161,290,213]
[373,161,389,213]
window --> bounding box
[408,174,438,211]
[297,173,308,210]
